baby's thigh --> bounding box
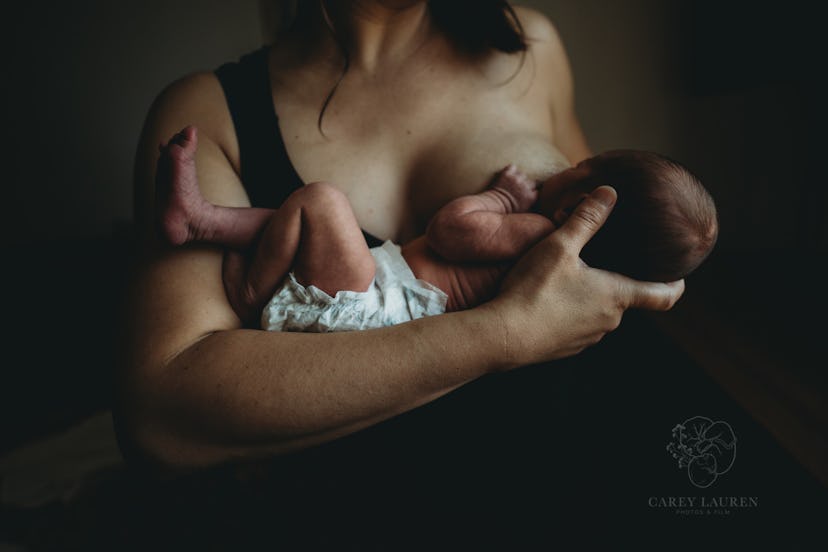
[285,183,376,293]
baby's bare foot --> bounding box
[489,164,539,213]
[156,126,212,245]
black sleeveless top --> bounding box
[215,46,383,248]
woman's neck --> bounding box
[302,0,435,73]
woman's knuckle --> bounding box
[602,306,622,331]
[573,206,603,230]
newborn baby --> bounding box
[157,126,717,332]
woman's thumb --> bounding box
[555,185,617,251]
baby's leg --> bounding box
[426,165,555,262]
[157,126,275,248]
[223,182,376,322]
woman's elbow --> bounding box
[112,398,228,474]
[111,378,182,472]
[112,358,212,473]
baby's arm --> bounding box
[426,165,556,262]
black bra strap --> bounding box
[215,47,383,247]
[215,46,304,209]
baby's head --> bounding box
[540,149,718,282]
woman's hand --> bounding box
[486,186,685,368]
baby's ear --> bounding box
[552,207,570,226]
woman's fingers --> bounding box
[488,182,687,367]
[553,185,617,252]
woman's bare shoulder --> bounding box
[511,5,589,161]
[512,5,558,34]
[512,5,570,70]
[141,71,239,168]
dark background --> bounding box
[2,0,826,549]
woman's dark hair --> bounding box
[429,0,527,55]
[290,1,527,133]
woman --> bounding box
[117,0,682,470]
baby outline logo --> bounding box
[666,416,737,488]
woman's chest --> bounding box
[275,72,570,242]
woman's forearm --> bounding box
[118,298,512,469]
[117,189,686,470]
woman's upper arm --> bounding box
[515,6,592,164]
[127,72,248,377]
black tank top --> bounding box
[214,46,382,248]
